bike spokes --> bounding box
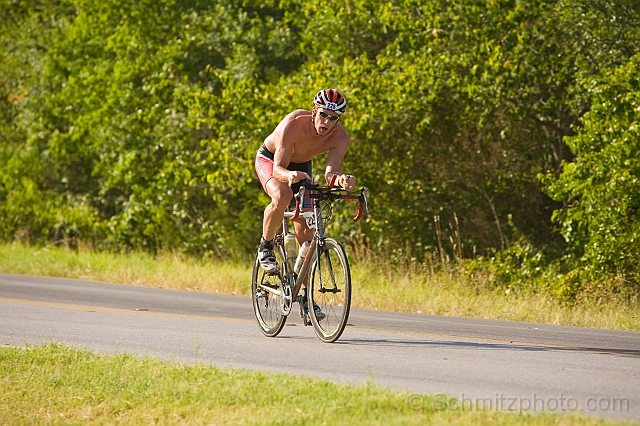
[251,245,288,337]
[308,239,351,343]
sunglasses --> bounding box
[318,110,340,121]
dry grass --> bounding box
[0,243,249,295]
[350,257,640,331]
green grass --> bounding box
[0,242,638,331]
[0,343,634,426]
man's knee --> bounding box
[267,183,293,210]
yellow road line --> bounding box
[3,297,637,358]
[0,297,253,324]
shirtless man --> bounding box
[254,89,356,319]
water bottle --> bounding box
[294,241,311,274]
[284,234,297,266]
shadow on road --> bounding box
[333,338,640,358]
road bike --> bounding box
[251,178,369,343]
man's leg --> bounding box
[257,179,293,274]
[263,179,293,241]
[292,216,313,245]
[292,215,326,323]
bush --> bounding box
[542,53,640,289]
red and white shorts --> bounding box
[255,144,313,208]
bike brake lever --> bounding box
[297,185,306,199]
[362,187,370,214]
[291,186,306,221]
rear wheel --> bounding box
[251,243,289,337]
[308,239,351,343]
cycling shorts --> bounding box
[255,144,313,208]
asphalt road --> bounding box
[1,273,639,422]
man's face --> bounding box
[314,107,340,135]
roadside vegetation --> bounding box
[2,0,640,305]
[0,343,635,425]
[1,242,637,331]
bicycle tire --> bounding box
[251,243,288,337]
[308,238,351,343]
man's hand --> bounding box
[339,174,356,190]
[287,171,311,187]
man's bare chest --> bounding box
[289,138,334,163]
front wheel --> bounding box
[251,244,289,337]
[308,238,351,343]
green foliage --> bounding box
[543,53,640,287]
[0,0,302,255]
[1,0,640,296]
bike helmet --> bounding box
[313,89,347,115]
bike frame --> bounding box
[257,179,368,317]
[282,208,319,305]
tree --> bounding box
[543,53,640,286]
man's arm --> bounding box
[272,117,310,186]
[324,135,355,189]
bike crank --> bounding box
[280,278,293,316]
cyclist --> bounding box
[254,88,356,320]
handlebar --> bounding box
[291,181,369,222]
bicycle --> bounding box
[251,177,369,343]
